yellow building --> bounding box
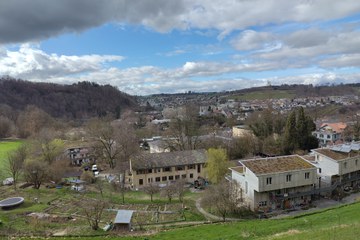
[130,149,207,188]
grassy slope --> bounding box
[34,201,360,240]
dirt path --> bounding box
[195,198,240,221]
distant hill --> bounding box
[0,77,137,119]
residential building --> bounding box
[231,155,317,211]
[130,149,207,188]
[311,142,360,188]
[65,143,95,166]
[312,122,347,146]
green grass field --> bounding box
[230,90,296,101]
[0,140,24,176]
[35,201,360,240]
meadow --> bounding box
[0,139,23,176]
[36,201,360,240]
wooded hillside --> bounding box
[0,77,137,119]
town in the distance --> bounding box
[0,78,360,237]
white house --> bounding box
[231,155,318,211]
[311,142,360,188]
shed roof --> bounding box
[114,210,134,224]
[241,155,315,175]
[131,149,207,170]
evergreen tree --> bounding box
[283,110,297,154]
[296,107,307,149]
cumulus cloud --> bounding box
[230,30,275,51]
[1,0,360,44]
[0,45,123,79]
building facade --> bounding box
[130,149,207,188]
[231,155,317,211]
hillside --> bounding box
[0,77,137,119]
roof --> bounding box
[131,149,207,170]
[114,210,134,224]
[320,122,347,133]
[313,148,360,161]
[241,155,316,175]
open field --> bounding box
[29,201,360,240]
[0,182,205,238]
[0,139,24,176]
[229,90,296,101]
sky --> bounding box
[0,0,360,95]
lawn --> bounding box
[0,139,24,176]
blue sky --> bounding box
[0,0,360,95]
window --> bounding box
[182,174,186,179]
[344,162,347,169]
[175,175,180,180]
[148,178,152,183]
[139,179,143,185]
[176,166,185,171]
[286,174,292,182]
[148,169,153,173]
[163,167,171,172]
[319,168,322,173]
[258,201,267,207]
[266,177,272,185]
[197,164,201,173]
[356,160,358,166]
[169,176,174,180]
[162,176,167,181]
[190,173,194,178]
[155,177,161,182]
[305,172,310,179]
[188,165,195,169]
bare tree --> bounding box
[165,105,202,151]
[173,179,187,204]
[161,183,177,203]
[23,160,48,189]
[79,198,108,230]
[143,183,160,202]
[6,144,27,190]
[201,180,242,222]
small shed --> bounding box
[113,210,134,231]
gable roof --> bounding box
[320,122,347,133]
[114,210,133,224]
[241,155,316,175]
[131,149,207,170]
[313,148,360,161]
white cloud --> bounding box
[0,45,123,79]
[230,30,275,51]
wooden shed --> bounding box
[113,210,134,231]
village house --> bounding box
[64,141,95,166]
[129,149,207,188]
[311,142,360,189]
[312,122,347,146]
[231,155,318,211]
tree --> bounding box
[23,160,48,189]
[165,105,202,151]
[0,116,15,138]
[173,179,187,204]
[143,183,160,202]
[79,198,108,230]
[283,110,297,154]
[6,144,27,190]
[201,180,243,222]
[205,148,229,184]
[161,183,177,203]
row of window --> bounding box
[136,164,198,175]
[138,173,194,185]
[266,172,311,185]
[343,159,359,169]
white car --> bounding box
[91,165,98,171]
